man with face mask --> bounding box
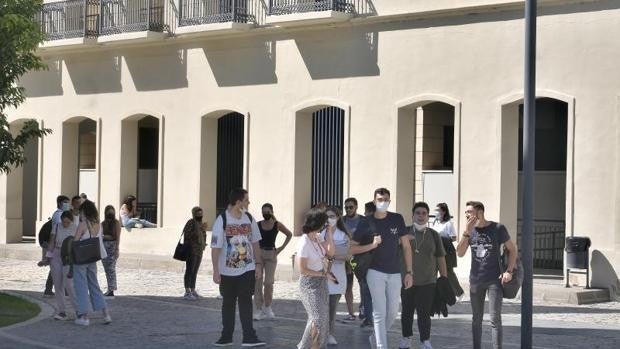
[350,188,413,349]
[457,201,518,349]
[399,202,447,349]
[182,206,208,300]
[40,195,71,296]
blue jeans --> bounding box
[470,280,503,349]
[73,262,107,316]
[122,218,156,230]
[359,277,373,321]
[366,269,402,349]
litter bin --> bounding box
[565,236,591,288]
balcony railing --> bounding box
[268,0,358,15]
[179,0,261,26]
[100,0,169,35]
[40,0,89,40]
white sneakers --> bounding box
[421,340,433,349]
[253,306,276,320]
[74,317,89,326]
[103,314,112,325]
[399,336,411,349]
[327,335,338,345]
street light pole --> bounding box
[522,0,537,348]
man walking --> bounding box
[457,201,517,349]
[351,188,413,349]
[211,188,265,347]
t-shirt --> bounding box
[343,214,363,235]
[353,212,407,274]
[402,226,446,286]
[468,221,510,284]
[321,229,348,295]
[53,223,77,249]
[211,210,261,277]
[297,234,326,272]
[432,220,457,239]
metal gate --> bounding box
[311,107,344,208]
[216,112,245,213]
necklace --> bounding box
[414,228,427,254]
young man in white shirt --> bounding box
[211,188,265,347]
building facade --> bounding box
[2,0,620,295]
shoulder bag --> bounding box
[72,222,102,265]
[173,230,190,261]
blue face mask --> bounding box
[62,203,72,211]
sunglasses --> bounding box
[344,206,355,210]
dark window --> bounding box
[443,125,454,168]
[138,127,159,169]
[216,112,244,213]
[311,107,344,208]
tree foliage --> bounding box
[0,0,52,174]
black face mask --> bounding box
[262,213,272,221]
[194,215,203,222]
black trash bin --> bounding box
[565,236,591,288]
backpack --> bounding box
[38,219,52,248]
[219,211,254,229]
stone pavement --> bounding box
[0,258,619,349]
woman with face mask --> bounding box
[431,203,464,298]
[253,203,292,319]
[182,207,208,300]
[320,206,351,346]
[101,205,121,298]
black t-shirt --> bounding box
[353,212,407,274]
[468,221,510,285]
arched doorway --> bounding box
[3,119,40,242]
[396,98,460,225]
[120,114,161,225]
[501,97,570,271]
[61,117,98,203]
[200,111,247,223]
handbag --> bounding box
[497,244,524,299]
[173,231,190,261]
[72,223,102,265]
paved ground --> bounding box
[1,258,619,349]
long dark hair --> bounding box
[326,206,350,238]
[80,200,99,224]
[436,203,451,223]
[122,195,136,210]
[102,205,117,235]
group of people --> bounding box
[38,186,518,349]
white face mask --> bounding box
[375,201,389,212]
[327,218,337,227]
[240,207,247,214]
[62,203,71,211]
[434,211,443,220]
[413,222,427,231]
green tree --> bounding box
[0,0,51,174]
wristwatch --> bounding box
[405,271,413,276]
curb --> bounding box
[0,290,55,331]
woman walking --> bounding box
[296,208,336,349]
[321,206,351,345]
[182,206,207,300]
[254,203,292,319]
[431,203,464,297]
[101,205,121,298]
[72,200,111,326]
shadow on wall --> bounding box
[18,58,63,97]
[203,40,277,87]
[591,250,620,301]
[295,28,379,80]
[65,51,122,94]
[125,47,188,91]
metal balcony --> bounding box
[178,0,259,26]
[268,0,355,16]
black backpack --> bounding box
[38,219,52,248]
[219,211,254,228]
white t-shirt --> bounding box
[211,210,261,277]
[296,234,326,272]
[53,223,77,248]
[432,219,457,239]
[321,228,348,295]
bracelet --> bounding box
[405,271,413,276]
[462,233,471,238]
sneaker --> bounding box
[342,314,357,322]
[421,340,433,349]
[263,306,275,319]
[253,310,264,321]
[399,336,411,349]
[191,290,201,299]
[183,292,196,301]
[369,335,377,349]
[103,314,112,325]
[74,316,89,326]
[104,290,115,298]
[327,335,338,345]
[213,338,233,347]
[53,312,68,321]
[241,337,266,347]
[360,319,373,328]
[43,289,54,297]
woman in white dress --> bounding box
[321,206,351,346]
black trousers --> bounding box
[400,283,435,341]
[184,251,202,289]
[219,270,257,341]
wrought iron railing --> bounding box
[100,0,166,35]
[137,202,158,224]
[40,0,87,40]
[268,0,368,16]
[179,0,261,25]
[517,219,565,270]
